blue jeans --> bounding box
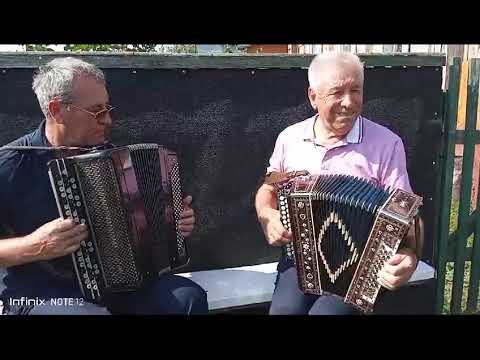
[2,274,208,315]
[269,256,360,315]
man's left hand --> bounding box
[179,195,195,237]
[378,247,418,290]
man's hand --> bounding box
[258,207,292,246]
[179,195,195,237]
[26,218,88,261]
[378,247,418,290]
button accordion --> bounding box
[269,171,422,313]
[47,143,189,303]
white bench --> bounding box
[178,261,436,311]
[1,261,436,313]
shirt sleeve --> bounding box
[266,131,286,175]
[0,159,14,237]
[380,137,413,193]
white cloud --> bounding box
[0,44,25,51]
[0,44,66,51]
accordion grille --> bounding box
[77,158,141,287]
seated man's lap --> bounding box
[28,299,111,315]
[269,259,360,315]
[269,264,318,314]
[107,273,208,315]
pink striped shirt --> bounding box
[266,115,412,192]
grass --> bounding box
[442,200,480,314]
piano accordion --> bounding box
[273,172,422,313]
[47,143,189,302]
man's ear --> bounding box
[308,87,317,110]
[47,99,64,123]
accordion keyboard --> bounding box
[48,159,102,301]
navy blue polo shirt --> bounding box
[0,121,111,299]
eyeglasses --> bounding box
[66,104,115,122]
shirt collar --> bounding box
[303,115,363,145]
[30,120,50,147]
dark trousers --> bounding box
[269,257,360,315]
[3,274,208,315]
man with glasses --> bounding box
[0,57,208,315]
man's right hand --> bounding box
[258,208,292,247]
[26,218,88,261]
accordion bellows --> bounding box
[277,173,422,313]
[47,144,189,302]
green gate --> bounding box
[436,57,480,314]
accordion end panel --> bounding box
[345,189,423,313]
[48,153,147,303]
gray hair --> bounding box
[32,57,105,117]
[308,51,364,90]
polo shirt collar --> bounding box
[303,115,364,145]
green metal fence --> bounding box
[436,57,480,314]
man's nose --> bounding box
[100,112,112,126]
[341,93,354,108]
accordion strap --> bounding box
[264,170,310,188]
[412,215,424,260]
